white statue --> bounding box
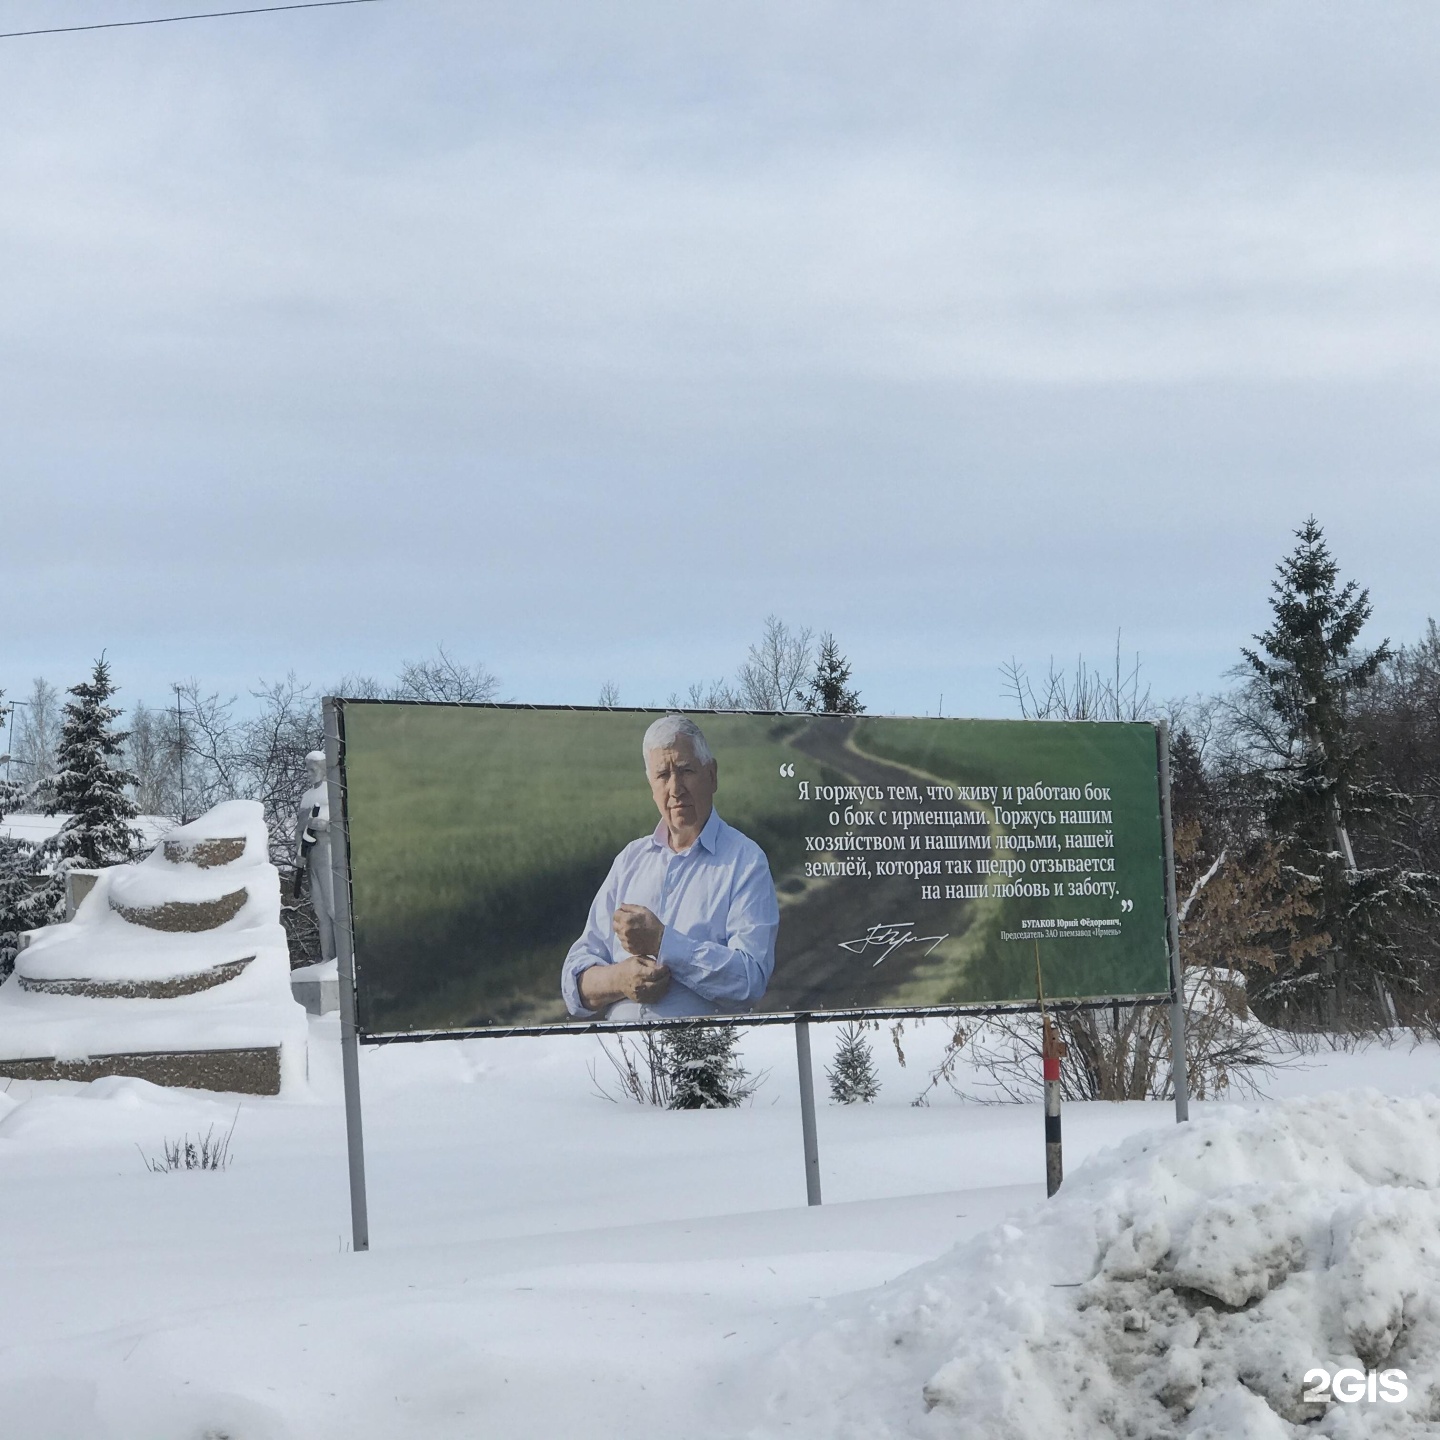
[296,750,336,962]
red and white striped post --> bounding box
[1042,1015,1067,1197]
[1035,945,1067,1197]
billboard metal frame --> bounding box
[361,993,1176,1045]
[325,697,369,1251]
[321,697,1191,1253]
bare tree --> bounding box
[597,680,621,708]
[126,700,185,816]
[589,1032,674,1106]
[237,676,324,865]
[1001,634,1153,722]
[12,678,61,792]
[926,974,1283,1107]
[171,682,244,816]
[171,675,323,967]
[172,675,322,860]
[979,639,1287,1098]
[668,678,742,711]
[175,648,500,851]
[394,645,498,704]
[331,672,390,700]
[736,616,814,711]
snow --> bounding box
[760,1087,1440,1438]
[0,1015,1434,1438]
[290,958,337,981]
[0,801,307,1085]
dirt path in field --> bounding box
[762,718,984,1012]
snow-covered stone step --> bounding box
[17,955,255,1000]
[0,1045,280,1094]
[162,834,247,868]
[109,888,248,932]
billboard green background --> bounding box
[339,704,1172,1035]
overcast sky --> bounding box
[4,1,1438,717]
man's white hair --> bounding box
[642,714,714,767]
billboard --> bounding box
[335,704,1172,1037]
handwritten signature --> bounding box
[838,922,949,968]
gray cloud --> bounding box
[3,2,1437,712]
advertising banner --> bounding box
[337,704,1172,1036]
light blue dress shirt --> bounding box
[561,809,779,1020]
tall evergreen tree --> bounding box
[44,658,142,873]
[1241,519,1389,847]
[1236,520,1435,1020]
[802,633,864,715]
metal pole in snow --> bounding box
[173,686,188,825]
[1157,721,1190,1123]
[794,1016,822,1206]
[324,698,370,1252]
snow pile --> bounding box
[758,1091,1440,1438]
[0,801,307,1089]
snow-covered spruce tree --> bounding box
[0,820,37,977]
[802,633,864,715]
[827,1021,880,1103]
[28,659,142,926]
[1235,519,1437,1026]
[661,1023,757,1108]
[0,835,36,979]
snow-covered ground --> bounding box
[0,1018,1435,1439]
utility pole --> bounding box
[173,686,188,824]
[5,699,28,786]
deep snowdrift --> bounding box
[757,1091,1440,1439]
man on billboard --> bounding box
[561,714,780,1022]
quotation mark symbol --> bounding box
[1120,898,1133,912]
[780,762,795,777]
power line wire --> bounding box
[0,0,383,40]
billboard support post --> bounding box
[794,1016,822,1206]
[1157,720,1190,1124]
[324,698,371,1251]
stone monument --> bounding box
[0,800,308,1094]
[296,750,336,963]
[289,750,340,1015]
